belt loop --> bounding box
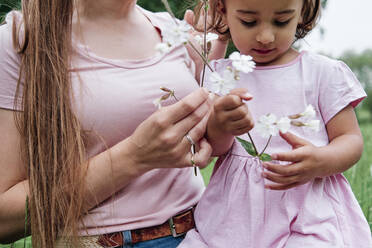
[122,230,132,246]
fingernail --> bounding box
[208,92,217,101]
[201,87,209,94]
[243,93,253,99]
[271,154,277,160]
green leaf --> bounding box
[259,153,272,162]
[236,137,257,156]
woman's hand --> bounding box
[124,88,212,172]
[262,132,327,190]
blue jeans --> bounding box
[121,230,185,248]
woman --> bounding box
[0,0,226,247]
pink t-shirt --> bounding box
[0,8,205,235]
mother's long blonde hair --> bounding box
[13,0,87,247]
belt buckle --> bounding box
[168,207,195,238]
[168,216,185,237]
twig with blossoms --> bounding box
[154,0,217,176]
[237,105,320,161]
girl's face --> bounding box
[221,0,303,66]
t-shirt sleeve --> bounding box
[318,60,366,124]
[0,12,22,111]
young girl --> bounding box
[179,0,372,247]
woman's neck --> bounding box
[78,0,137,21]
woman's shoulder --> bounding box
[0,11,23,50]
[137,6,175,27]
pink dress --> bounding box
[179,51,372,247]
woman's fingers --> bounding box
[164,88,209,124]
[172,97,211,139]
[185,138,212,169]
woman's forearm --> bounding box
[0,140,145,243]
[82,138,146,210]
[0,180,29,244]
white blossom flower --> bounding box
[153,97,163,109]
[162,20,191,47]
[209,69,237,95]
[229,51,256,73]
[277,117,291,133]
[194,33,219,46]
[301,105,316,118]
[155,43,172,54]
[304,119,320,132]
[256,114,279,138]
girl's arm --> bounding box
[0,88,212,243]
[262,105,363,190]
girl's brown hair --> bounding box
[194,0,321,41]
[13,0,87,247]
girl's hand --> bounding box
[262,132,327,190]
[124,88,212,173]
[210,88,254,136]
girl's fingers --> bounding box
[263,162,300,176]
[229,88,253,101]
[265,182,301,191]
[228,117,254,135]
[164,88,209,124]
[214,94,244,111]
[279,132,311,149]
[262,171,299,184]
[270,149,303,163]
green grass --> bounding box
[2,111,372,247]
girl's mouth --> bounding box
[252,48,275,55]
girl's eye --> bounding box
[240,20,257,27]
[274,19,291,27]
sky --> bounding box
[298,0,372,57]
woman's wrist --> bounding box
[115,138,151,177]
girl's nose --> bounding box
[256,28,275,45]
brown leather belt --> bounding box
[96,207,195,247]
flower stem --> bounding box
[247,132,259,156]
[188,41,214,72]
[259,135,272,156]
[201,1,208,88]
[161,0,177,24]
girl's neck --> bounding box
[78,0,137,21]
[255,48,299,67]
